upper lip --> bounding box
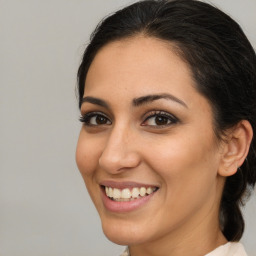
[100,180,160,189]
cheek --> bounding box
[146,131,219,195]
[76,130,101,178]
[76,131,104,208]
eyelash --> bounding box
[142,111,178,128]
[79,112,111,126]
[79,110,179,128]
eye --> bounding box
[142,111,178,127]
[79,112,111,126]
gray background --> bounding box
[0,0,255,255]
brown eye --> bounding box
[142,111,178,127]
[79,113,111,126]
[155,116,169,125]
[95,115,109,125]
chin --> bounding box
[101,218,149,246]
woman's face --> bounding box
[76,37,225,247]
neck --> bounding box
[129,205,227,256]
[129,229,227,256]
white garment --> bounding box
[206,242,247,256]
[120,242,248,256]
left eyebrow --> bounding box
[133,93,188,108]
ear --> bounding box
[218,120,253,177]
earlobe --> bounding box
[218,120,253,177]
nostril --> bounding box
[99,149,141,174]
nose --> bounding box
[99,125,141,174]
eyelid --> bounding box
[80,106,114,120]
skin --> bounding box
[76,36,230,256]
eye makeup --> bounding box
[79,112,112,126]
[141,110,179,128]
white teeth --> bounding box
[146,187,153,195]
[121,188,131,199]
[132,187,140,198]
[113,188,121,199]
[140,187,146,197]
[105,186,157,200]
[108,187,113,198]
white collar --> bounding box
[120,242,247,256]
[205,242,247,256]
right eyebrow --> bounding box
[81,96,109,109]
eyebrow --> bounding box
[133,93,188,108]
[81,93,188,109]
[81,96,109,109]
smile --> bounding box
[100,182,159,212]
[105,186,158,201]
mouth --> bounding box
[103,186,159,202]
[99,181,159,212]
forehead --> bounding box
[84,36,204,109]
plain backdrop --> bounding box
[1,0,256,255]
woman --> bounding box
[76,0,256,255]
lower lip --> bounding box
[101,187,157,213]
